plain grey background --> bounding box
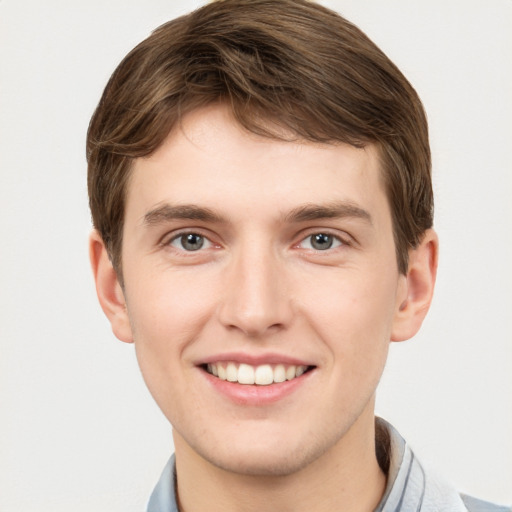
[1,1,511,510]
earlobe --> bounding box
[391,229,438,342]
[89,230,134,343]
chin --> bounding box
[206,446,319,477]
[184,426,336,478]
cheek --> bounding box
[126,264,218,335]
[298,270,398,367]
[124,268,218,381]
[126,273,218,421]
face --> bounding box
[113,105,413,476]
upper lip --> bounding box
[197,352,315,367]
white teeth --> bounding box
[217,365,227,380]
[226,362,238,382]
[237,363,255,384]
[285,366,296,381]
[207,362,309,385]
[254,364,273,385]
[273,364,286,383]
[295,366,305,377]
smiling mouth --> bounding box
[204,362,313,386]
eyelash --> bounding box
[163,230,350,253]
[165,231,214,252]
[296,232,348,251]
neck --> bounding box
[173,407,387,512]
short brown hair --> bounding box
[87,0,432,276]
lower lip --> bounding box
[201,368,314,405]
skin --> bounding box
[91,104,438,512]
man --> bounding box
[87,1,510,510]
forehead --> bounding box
[125,105,390,228]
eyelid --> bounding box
[160,228,219,250]
[158,226,354,252]
[293,228,354,250]
[171,233,212,251]
[300,234,341,250]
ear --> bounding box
[89,230,134,343]
[391,229,438,342]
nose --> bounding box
[217,242,293,338]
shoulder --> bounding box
[461,494,512,512]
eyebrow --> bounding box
[284,202,372,224]
[143,204,226,225]
[142,201,372,226]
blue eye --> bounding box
[300,233,343,251]
[171,233,210,251]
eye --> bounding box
[299,233,343,251]
[169,233,212,251]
